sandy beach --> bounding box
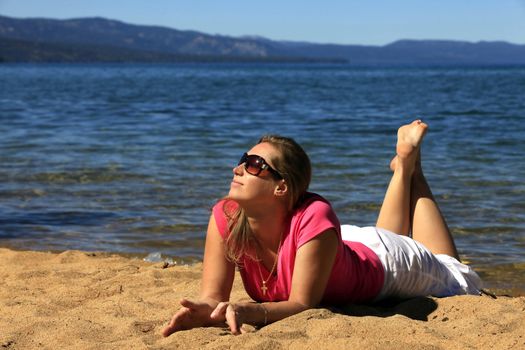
[1,248,523,349]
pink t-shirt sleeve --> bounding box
[212,199,237,240]
[294,198,341,248]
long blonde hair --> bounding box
[223,135,311,263]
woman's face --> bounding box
[228,142,282,206]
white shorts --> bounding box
[341,225,483,301]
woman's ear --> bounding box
[274,180,288,197]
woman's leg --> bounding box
[378,120,460,260]
[376,120,427,236]
[409,162,460,260]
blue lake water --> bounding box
[0,63,524,294]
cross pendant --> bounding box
[261,281,268,295]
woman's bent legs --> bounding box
[410,166,459,260]
[376,120,426,236]
[375,163,412,236]
[376,120,459,260]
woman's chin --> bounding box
[228,187,241,200]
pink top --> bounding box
[213,192,385,305]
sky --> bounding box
[0,0,524,46]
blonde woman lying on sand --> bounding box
[162,120,482,336]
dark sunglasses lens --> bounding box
[245,155,264,175]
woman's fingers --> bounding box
[210,302,243,334]
[179,298,199,309]
[161,319,175,337]
[161,308,190,337]
[225,304,241,335]
[162,298,195,336]
[210,301,229,320]
[172,301,247,336]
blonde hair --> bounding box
[223,135,311,263]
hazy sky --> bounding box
[1,0,524,45]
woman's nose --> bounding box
[233,163,244,175]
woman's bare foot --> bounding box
[393,120,428,174]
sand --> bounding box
[1,248,524,350]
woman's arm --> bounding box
[162,214,235,336]
[210,228,339,334]
[200,214,235,301]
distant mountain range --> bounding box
[1,15,525,65]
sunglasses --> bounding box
[238,153,283,179]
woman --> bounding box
[162,120,482,336]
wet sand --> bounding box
[1,248,524,349]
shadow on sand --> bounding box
[336,296,438,321]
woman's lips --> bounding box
[231,179,243,186]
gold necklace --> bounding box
[256,231,283,296]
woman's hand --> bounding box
[162,215,236,337]
[210,302,255,335]
[162,300,255,336]
[161,298,220,337]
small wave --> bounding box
[438,109,495,116]
[30,169,150,184]
[0,210,117,227]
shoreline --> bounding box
[1,247,524,349]
[2,244,523,297]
